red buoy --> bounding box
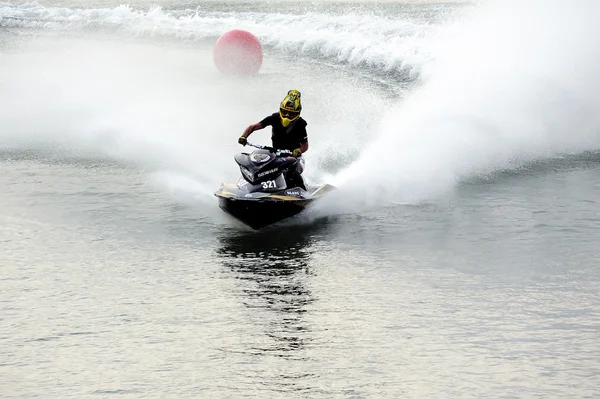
[213,29,263,76]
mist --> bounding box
[324,0,600,214]
[3,0,599,221]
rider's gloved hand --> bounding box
[292,148,302,157]
[238,136,247,146]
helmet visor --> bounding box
[280,109,300,119]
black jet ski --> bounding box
[215,142,335,229]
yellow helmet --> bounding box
[279,89,302,127]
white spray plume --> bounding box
[322,0,600,214]
[0,38,262,200]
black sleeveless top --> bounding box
[259,113,308,151]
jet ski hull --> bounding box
[217,196,310,229]
[215,182,335,230]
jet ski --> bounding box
[215,142,335,229]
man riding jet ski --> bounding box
[238,89,307,190]
[215,90,334,229]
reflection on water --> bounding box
[216,225,325,358]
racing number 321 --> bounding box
[261,180,276,189]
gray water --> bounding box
[2,1,600,398]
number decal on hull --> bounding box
[261,180,277,189]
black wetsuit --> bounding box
[259,113,308,189]
[259,113,308,151]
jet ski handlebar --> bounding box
[245,141,293,157]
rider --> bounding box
[238,89,308,189]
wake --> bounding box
[322,0,600,215]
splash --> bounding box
[323,0,600,214]
[6,1,598,224]
[0,37,249,200]
[0,32,390,210]
[0,2,434,79]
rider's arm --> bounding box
[299,141,309,153]
[242,122,263,138]
[292,140,308,157]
